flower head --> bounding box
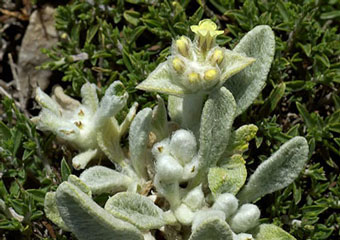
[32,81,137,169]
[190,19,224,51]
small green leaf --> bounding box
[238,137,309,203]
[259,83,286,116]
[224,124,258,156]
[320,11,340,20]
[255,224,296,240]
[123,10,141,26]
[61,158,72,181]
[105,192,165,230]
[151,95,169,141]
[296,102,314,129]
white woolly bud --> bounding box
[212,193,238,218]
[235,233,254,240]
[151,138,170,160]
[182,156,199,180]
[155,155,183,182]
[169,129,197,165]
[229,204,261,233]
[174,203,195,226]
[192,209,226,230]
[182,185,205,211]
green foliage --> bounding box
[0,0,339,239]
[0,98,54,236]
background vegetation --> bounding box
[0,0,339,239]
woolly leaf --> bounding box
[129,108,153,179]
[95,81,128,126]
[224,25,275,116]
[189,217,233,240]
[219,49,255,84]
[67,175,92,197]
[79,166,132,195]
[56,182,143,240]
[72,148,98,170]
[105,192,165,230]
[151,95,169,141]
[44,192,70,231]
[97,118,125,165]
[238,137,309,203]
[224,124,258,156]
[168,95,183,124]
[208,154,247,196]
[80,83,98,114]
[255,224,296,240]
[137,62,187,96]
[197,87,236,174]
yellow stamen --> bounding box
[210,49,224,65]
[204,69,218,81]
[172,57,185,73]
[188,72,200,83]
[176,36,190,57]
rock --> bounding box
[17,5,58,104]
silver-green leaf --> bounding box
[137,62,187,96]
[105,192,165,230]
[189,217,233,240]
[254,224,296,240]
[151,95,169,141]
[197,87,236,175]
[129,108,153,179]
[44,192,70,231]
[224,25,275,116]
[238,136,309,203]
[79,166,132,195]
[56,182,143,240]
[208,154,247,196]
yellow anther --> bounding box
[78,109,85,117]
[176,36,189,57]
[188,72,200,83]
[74,121,83,129]
[210,49,224,65]
[172,57,185,73]
[204,69,218,81]
[61,33,68,39]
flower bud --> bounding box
[204,68,218,81]
[176,36,190,57]
[212,193,238,218]
[182,185,205,210]
[169,129,197,165]
[192,209,226,230]
[210,49,224,65]
[174,203,194,226]
[235,233,254,240]
[156,155,183,182]
[188,72,200,84]
[229,204,261,233]
[172,57,185,73]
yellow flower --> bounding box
[190,19,224,51]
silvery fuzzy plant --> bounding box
[38,20,310,240]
